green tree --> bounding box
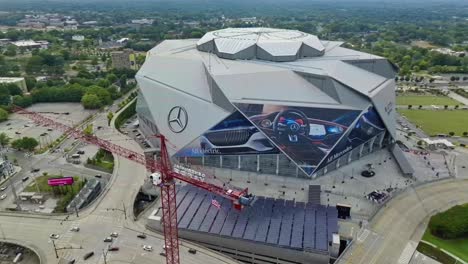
[119,74,127,90]
[3,45,16,57]
[91,57,98,66]
[107,73,118,83]
[0,132,10,148]
[12,95,33,108]
[25,55,44,74]
[0,108,8,121]
[4,83,22,96]
[97,79,110,88]
[107,112,114,126]
[81,93,102,109]
[25,77,37,91]
[85,85,112,105]
[11,137,39,151]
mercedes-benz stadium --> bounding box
[135,27,398,178]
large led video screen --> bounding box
[235,103,361,175]
[316,106,386,171]
[175,111,279,157]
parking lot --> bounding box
[119,115,153,150]
[1,103,98,148]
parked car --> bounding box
[67,259,76,264]
[108,246,119,251]
[77,150,85,154]
[95,174,102,178]
[110,232,118,238]
[0,194,6,200]
[0,186,7,191]
[159,252,166,257]
[21,177,29,182]
[83,252,94,260]
[49,234,60,239]
[137,233,147,239]
[142,245,153,252]
[70,226,80,232]
[30,168,40,173]
[188,248,197,254]
[103,237,113,242]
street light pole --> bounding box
[122,201,127,220]
[0,223,5,239]
[74,203,79,217]
[52,239,58,259]
[6,169,21,211]
[102,249,108,264]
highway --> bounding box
[0,99,239,264]
[337,178,468,264]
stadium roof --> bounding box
[136,28,398,154]
[197,28,325,62]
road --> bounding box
[0,98,239,264]
[447,92,468,106]
[337,179,468,264]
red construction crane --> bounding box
[12,106,254,264]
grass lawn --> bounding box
[416,242,457,264]
[87,149,114,173]
[24,175,86,212]
[24,175,83,193]
[422,229,468,262]
[95,160,114,172]
[396,95,462,106]
[398,110,468,136]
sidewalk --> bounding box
[0,166,21,186]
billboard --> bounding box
[175,111,279,157]
[315,106,386,171]
[235,103,361,175]
[47,177,74,186]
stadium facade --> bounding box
[135,27,398,178]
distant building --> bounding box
[0,77,28,93]
[17,22,45,29]
[12,40,49,49]
[99,41,125,50]
[82,21,98,27]
[116,38,129,44]
[111,49,137,70]
[0,158,14,178]
[183,21,200,28]
[64,25,78,30]
[65,19,78,25]
[432,47,465,57]
[131,19,154,25]
[72,35,85,41]
[0,39,10,46]
[49,20,64,27]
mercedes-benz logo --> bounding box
[167,106,188,133]
[290,123,300,132]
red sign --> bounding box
[47,177,74,186]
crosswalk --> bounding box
[60,220,81,243]
[56,220,82,263]
[398,241,417,264]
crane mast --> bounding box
[13,106,253,264]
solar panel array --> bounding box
[175,185,338,252]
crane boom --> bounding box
[12,105,253,264]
